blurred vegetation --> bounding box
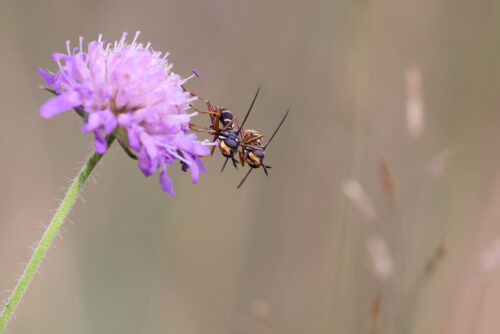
[2,0,500,333]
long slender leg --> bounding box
[182,85,221,133]
[221,158,230,172]
[244,134,264,144]
[262,164,270,176]
[183,87,211,106]
[190,128,216,134]
[239,151,246,166]
[212,107,220,133]
[194,104,219,133]
[240,143,261,150]
[210,143,217,156]
[222,120,234,131]
[234,118,245,140]
[190,105,218,115]
[183,87,228,160]
[189,122,214,130]
[231,156,238,168]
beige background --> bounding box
[2,0,500,333]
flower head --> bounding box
[39,32,210,195]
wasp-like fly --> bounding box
[236,108,290,189]
[185,86,260,170]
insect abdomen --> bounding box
[220,108,233,127]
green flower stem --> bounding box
[0,135,115,333]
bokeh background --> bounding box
[2,0,500,333]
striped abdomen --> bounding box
[219,108,234,128]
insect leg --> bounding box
[221,158,230,172]
[239,150,246,166]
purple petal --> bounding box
[198,146,211,157]
[81,112,102,133]
[40,91,80,119]
[138,148,154,176]
[176,133,211,156]
[194,156,207,174]
[117,113,133,127]
[39,33,213,196]
[38,68,56,86]
[93,129,107,153]
[51,52,65,62]
[102,109,118,134]
[139,132,158,160]
[184,154,199,184]
[127,127,141,151]
[115,88,129,110]
[81,110,117,134]
[159,168,174,195]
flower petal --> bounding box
[38,68,56,86]
[81,112,102,132]
[39,33,212,194]
[93,129,108,153]
[159,168,174,195]
[137,148,151,176]
[182,154,199,184]
[102,109,118,134]
[189,160,200,184]
[127,126,141,151]
[139,132,158,160]
[40,91,81,119]
[194,156,207,174]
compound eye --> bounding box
[225,138,238,148]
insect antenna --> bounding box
[237,85,261,133]
[263,108,290,149]
[237,169,253,189]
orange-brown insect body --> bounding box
[242,130,265,168]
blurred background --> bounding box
[2,0,500,333]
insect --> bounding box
[237,108,290,189]
[185,86,261,171]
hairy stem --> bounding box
[0,135,115,333]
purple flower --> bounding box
[39,32,211,195]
